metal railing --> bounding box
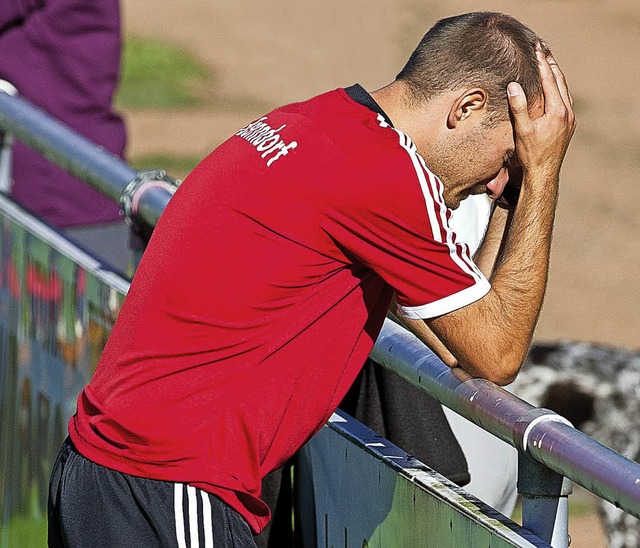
[373,319,640,545]
[0,90,176,231]
[2,86,639,547]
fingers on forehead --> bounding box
[537,40,551,56]
[537,51,565,111]
[545,57,573,112]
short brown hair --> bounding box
[396,12,546,120]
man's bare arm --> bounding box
[425,48,576,385]
[390,204,512,367]
[390,300,458,366]
[472,205,512,278]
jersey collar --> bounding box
[344,84,394,128]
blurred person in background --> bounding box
[0,0,130,275]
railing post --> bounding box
[518,451,572,547]
[119,169,180,269]
[514,408,573,547]
[0,81,17,193]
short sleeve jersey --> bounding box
[69,85,490,533]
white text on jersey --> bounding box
[235,117,298,167]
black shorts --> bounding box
[48,438,256,547]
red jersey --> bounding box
[69,86,490,533]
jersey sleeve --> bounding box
[324,138,490,320]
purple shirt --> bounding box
[0,0,126,227]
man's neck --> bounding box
[370,80,444,156]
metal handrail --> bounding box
[0,89,175,228]
[3,86,639,545]
[372,319,640,518]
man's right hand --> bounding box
[507,44,576,193]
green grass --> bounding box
[130,153,202,180]
[116,36,210,109]
[1,512,47,548]
[1,484,48,547]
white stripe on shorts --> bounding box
[201,490,214,548]
[174,483,215,548]
[175,483,187,548]
[187,485,199,548]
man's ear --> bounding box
[447,88,488,129]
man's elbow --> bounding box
[484,365,519,386]
[461,348,525,386]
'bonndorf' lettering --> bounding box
[235,117,298,167]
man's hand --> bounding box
[507,46,576,191]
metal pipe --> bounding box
[372,317,535,445]
[0,88,174,229]
[371,318,640,520]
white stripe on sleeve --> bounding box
[399,276,491,319]
[383,119,486,286]
[416,146,485,283]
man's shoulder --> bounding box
[272,88,399,148]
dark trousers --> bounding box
[48,438,256,548]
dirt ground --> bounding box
[120,0,640,352]
[119,1,640,545]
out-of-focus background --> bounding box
[115,2,638,546]
[119,0,640,352]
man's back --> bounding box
[69,86,487,532]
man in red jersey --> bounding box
[48,12,575,547]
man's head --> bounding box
[397,11,545,124]
[377,12,548,208]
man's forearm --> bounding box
[393,204,511,367]
[485,173,558,368]
[391,194,531,371]
[490,174,558,341]
[427,176,557,384]
[472,205,512,278]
